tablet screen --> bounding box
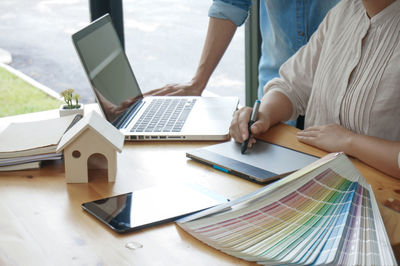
[81,183,228,233]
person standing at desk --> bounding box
[230,0,400,179]
[145,0,338,128]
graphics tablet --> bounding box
[187,140,318,184]
[81,183,228,233]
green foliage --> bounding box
[0,67,62,117]
[60,88,81,109]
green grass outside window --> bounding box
[0,67,62,117]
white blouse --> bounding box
[264,0,400,142]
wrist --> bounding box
[343,130,357,156]
[257,110,272,132]
[189,77,207,95]
[258,101,274,129]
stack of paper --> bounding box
[177,153,396,265]
[0,115,80,171]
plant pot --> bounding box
[59,104,84,117]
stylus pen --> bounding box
[241,100,261,154]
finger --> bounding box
[150,87,174,96]
[142,88,157,95]
[143,90,159,97]
[229,110,242,142]
[301,125,323,133]
[248,137,257,147]
[296,134,319,147]
[144,85,177,96]
[143,87,166,96]
[250,120,269,136]
[297,130,318,138]
[237,108,252,140]
[167,89,187,96]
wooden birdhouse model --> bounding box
[56,111,124,183]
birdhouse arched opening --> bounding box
[87,153,109,181]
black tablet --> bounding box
[81,183,228,233]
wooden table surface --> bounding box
[0,107,399,265]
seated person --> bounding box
[229,0,400,179]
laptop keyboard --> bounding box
[130,98,196,133]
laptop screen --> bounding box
[72,14,142,124]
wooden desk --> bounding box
[0,108,399,265]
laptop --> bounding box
[72,14,239,141]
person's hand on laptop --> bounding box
[143,81,203,97]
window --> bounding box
[124,1,245,105]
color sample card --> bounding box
[177,153,396,265]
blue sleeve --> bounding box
[208,0,252,26]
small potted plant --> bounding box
[59,88,84,117]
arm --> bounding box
[144,17,237,96]
[297,124,400,179]
[145,0,250,96]
[230,7,333,145]
[189,17,238,93]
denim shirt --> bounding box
[209,0,339,99]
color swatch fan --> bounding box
[177,153,396,265]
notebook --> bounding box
[186,140,318,184]
[72,14,239,141]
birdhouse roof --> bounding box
[56,111,124,153]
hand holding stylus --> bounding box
[241,100,261,154]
